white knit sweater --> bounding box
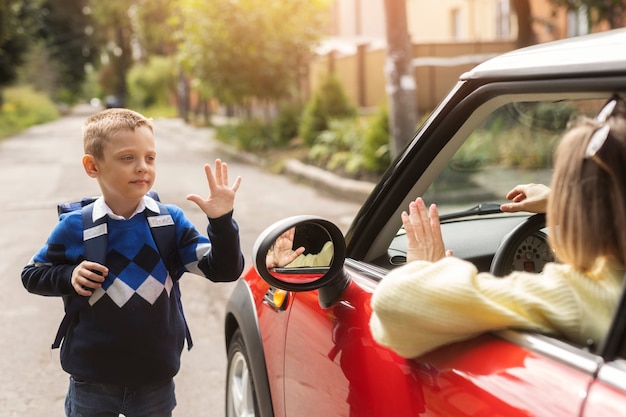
[369,257,623,358]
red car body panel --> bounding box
[247,267,606,417]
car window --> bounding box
[424,99,602,212]
[386,97,608,268]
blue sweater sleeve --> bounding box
[21,211,84,296]
[168,205,244,282]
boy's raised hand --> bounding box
[187,159,242,219]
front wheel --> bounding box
[225,329,260,417]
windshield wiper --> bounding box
[439,202,502,221]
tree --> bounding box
[0,0,40,105]
[383,0,417,157]
[90,0,136,106]
[511,0,537,47]
[133,0,178,57]
[38,0,97,101]
[178,0,330,112]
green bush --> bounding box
[215,118,274,152]
[308,118,365,175]
[127,56,178,111]
[361,105,390,173]
[307,107,390,181]
[0,85,59,139]
[272,101,303,147]
[299,75,355,145]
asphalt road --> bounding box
[0,105,363,416]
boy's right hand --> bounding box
[72,261,108,296]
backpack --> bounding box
[52,191,193,350]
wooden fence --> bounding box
[309,40,516,113]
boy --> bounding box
[22,108,244,417]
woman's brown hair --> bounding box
[548,99,626,273]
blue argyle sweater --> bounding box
[22,197,244,386]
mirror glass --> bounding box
[266,223,333,284]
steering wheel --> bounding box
[489,214,553,276]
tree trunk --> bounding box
[114,23,128,107]
[383,0,417,158]
[177,68,190,122]
[606,0,625,29]
[511,0,536,47]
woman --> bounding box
[370,98,626,358]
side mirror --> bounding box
[252,215,350,308]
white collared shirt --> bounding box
[92,195,160,221]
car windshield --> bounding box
[423,98,605,215]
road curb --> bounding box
[282,159,375,203]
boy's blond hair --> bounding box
[548,100,626,273]
[83,108,153,160]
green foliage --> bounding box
[91,1,136,102]
[361,105,390,172]
[39,0,97,100]
[0,85,59,138]
[134,0,179,56]
[215,119,274,153]
[178,0,330,106]
[308,119,366,176]
[272,101,303,147]
[214,102,301,152]
[299,75,356,145]
[451,102,568,170]
[0,0,41,89]
[307,107,390,181]
[127,56,178,110]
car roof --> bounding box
[462,28,626,81]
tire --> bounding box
[225,329,260,417]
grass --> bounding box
[0,85,60,139]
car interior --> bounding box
[373,93,615,277]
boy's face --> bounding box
[84,126,156,209]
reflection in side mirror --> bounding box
[252,215,350,308]
[266,224,333,284]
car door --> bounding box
[282,265,428,417]
[581,292,626,416]
[582,359,626,416]
[281,260,601,417]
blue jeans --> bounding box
[65,376,176,417]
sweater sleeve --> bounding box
[21,212,84,297]
[286,241,334,268]
[170,205,244,282]
[369,257,583,358]
[200,210,245,281]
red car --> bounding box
[224,29,626,417]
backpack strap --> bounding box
[52,203,107,349]
[145,202,193,350]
